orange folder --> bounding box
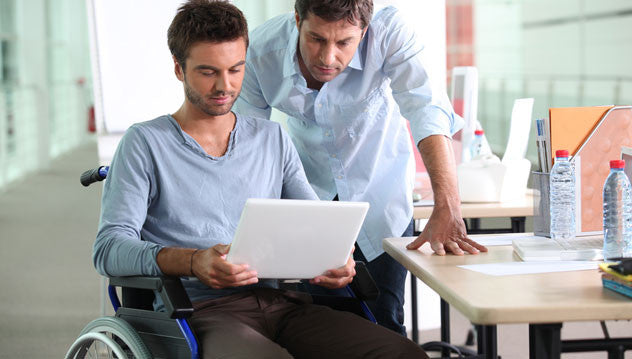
[548,106,614,163]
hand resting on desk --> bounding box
[406,206,488,256]
[413,133,488,256]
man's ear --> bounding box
[174,56,184,82]
[295,11,300,31]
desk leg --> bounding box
[411,273,418,344]
[511,216,526,233]
[470,218,481,232]
[475,324,498,359]
[529,323,562,359]
[440,299,451,358]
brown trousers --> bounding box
[189,287,428,359]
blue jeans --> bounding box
[299,220,412,336]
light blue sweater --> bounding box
[94,113,317,303]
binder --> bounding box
[548,106,613,162]
[571,106,632,233]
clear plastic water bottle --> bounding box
[549,150,575,242]
[602,159,632,260]
[469,129,485,160]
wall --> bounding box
[474,0,632,164]
[0,0,93,191]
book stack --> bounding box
[599,261,632,299]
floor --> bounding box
[0,140,630,358]
[0,141,104,358]
[420,308,632,358]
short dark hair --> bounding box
[294,0,373,29]
[167,0,248,71]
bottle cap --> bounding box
[610,160,625,169]
[474,130,484,136]
[555,149,569,158]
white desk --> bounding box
[413,191,535,220]
[407,192,536,343]
[414,191,535,234]
[384,236,632,358]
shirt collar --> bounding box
[347,44,363,71]
[347,34,365,71]
[167,113,239,160]
[283,26,365,77]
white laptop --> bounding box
[512,235,603,261]
[226,198,369,279]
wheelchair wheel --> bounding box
[65,317,151,359]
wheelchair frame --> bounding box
[66,276,198,359]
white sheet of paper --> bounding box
[502,98,534,162]
[458,261,598,276]
[470,234,541,246]
[413,200,434,207]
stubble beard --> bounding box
[184,79,239,117]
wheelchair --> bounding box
[66,166,379,359]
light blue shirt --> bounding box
[94,114,317,303]
[234,6,462,261]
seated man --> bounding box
[93,0,427,358]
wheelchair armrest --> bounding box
[349,261,379,301]
[109,276,164,291]
[109,276,194,319]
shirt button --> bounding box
[325,131,330,137]
[337,175,343,179]
[363,108,369,112]
[331,154,337,158]
[317,103,323,108]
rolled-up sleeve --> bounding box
[93,126,164,277]
[379,8,463,146]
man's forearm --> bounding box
[409,135,485,254]
[156,247,197,277]
[417,135,461,212]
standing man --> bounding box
[235,0,487,335]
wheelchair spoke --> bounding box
[87,339,111,359]
[89,342,98,358]
[70,317,151,359]
[109,339,115,359]
[95,342,101,358]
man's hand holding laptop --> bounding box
[192,244,356,290]
[191,244,259,289]
[310,248,356,289]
